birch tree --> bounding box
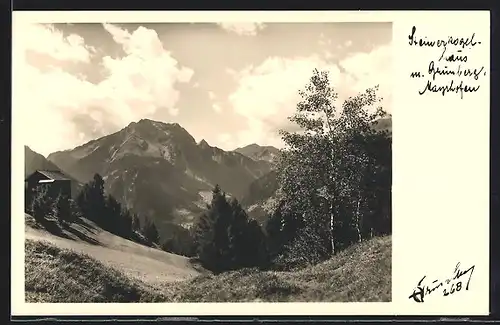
[277,69,388,256]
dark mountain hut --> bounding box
[25,170,72,215]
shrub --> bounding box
[255,274,301,300]
[53,193,70,227]
[30,185,53,223]
[273,225,330,271]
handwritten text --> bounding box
[408,262,475,303]
[408,26,486,99]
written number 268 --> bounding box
[444,282,463,296]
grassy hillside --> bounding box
[167,235,391,302]
[25,240,168,302]
[25,224,391,302]
[25,214,202,288]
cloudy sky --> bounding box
[15,22,392,156]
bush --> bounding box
[273,225,330,271]
[161,228,196,257]
[30,185,54,223]
[69,199,82,222]
[255,274,301,300]
[53,193,71,227]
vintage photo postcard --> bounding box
[11,10,490,317]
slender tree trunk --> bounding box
[330,201,335,255]
[355,191,362,243]
[324,109,337,256]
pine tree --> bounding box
[226,198,248,268]
[120,208,133,238]
[193,184,233,273]
[132,213,141,232]
[193,210,217,270]
[105,195,122,232]
[76,183,90,218]
[142,217,160,244]
[76,174,107,226]
[246,218,270,269]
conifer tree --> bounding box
[105,195,122,232]
[76,173,107,225]
[194,185,236,273]
[120,208,133,238]
[131,213,141,233]
[142,217,160,244]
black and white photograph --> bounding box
[20,20,393,303]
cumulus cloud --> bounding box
[168,107,180,116]
[227,45,392,148]
[22,23,96,63]
[318,33,332,47]
[16,23,194,156]
[339,45,392,102]
[217,22,266,36]
[318,33,336,60]
[212,103,222,113]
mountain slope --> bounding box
[241,170,280,224]
[169,235,391,302]
[25,239,169,303]
[26,228,391,302]
[25,146,61,177]
[25,213,202,289]
[47,119,272,234]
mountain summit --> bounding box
[47,119,273,235]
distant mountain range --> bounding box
[233,144,280,163]
[25,116,391,236]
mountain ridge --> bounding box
[46,118,274,237]
[33,116,391,236]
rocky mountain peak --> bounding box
[198,139,210,148]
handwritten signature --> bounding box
[408,262,475,303]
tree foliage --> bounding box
[142,217,160,245]
[76,174,107,224]
[54,192,70,226]
[30,184,53,223]
[193,184,269,273]
[272,69,391,266]
[76,173,136,240]
[161,226,197,257]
